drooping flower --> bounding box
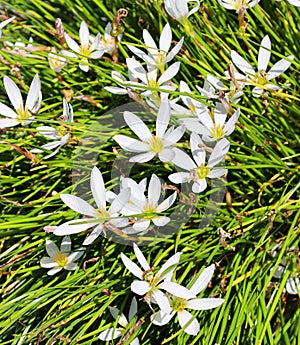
[127,23,184,72]
[163,0,200,22]
[40,236,85,275]
[121,243,196,313]
[0,16,15,38]
[182,107,240,142]
[101,22,122,54]
[113,100,185,163]
[151,264,225,336]
[121,174,177,234]
[31,98,73,159]
[230,35,294,96]
[48,48,69,72]
[98,297,140,345]
[217,0,261,12]
[64,21,104,72]
[169,134,230,193]
[0,74,42,128]
[53,166,131,245]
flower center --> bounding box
[57,125,68,137]
[171,297,187,312]
[95,208,110,223]
[53,252,68,267]
[16,105,31,123]
[195,164,209,179]
[251,71,268,87]
[79,45,91,57]
[143,201,157,220]
[148,135,164,153]
[211,123,224,140]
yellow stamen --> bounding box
[53,252,68,267]
[195,164,209,179]
[148,135,164,154]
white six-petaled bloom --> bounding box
[113,100,185,163]
[48,48,69,72]
[0,16,15,38]
[151,264,225,336]
[31,98,73,159]
[40,236,85,275]
[121,174,177,234]
[169,134,230,193]
[64,21,104,72]
[0,74,42,128]
[163,0,200,22]
[101,22,122,54]
[53,166,131,246]
[98,297,140,345]
[230,35,294,97]
[182,107,240,142]
[127,23,184,72]
[217,0,261,12]
[121,243,196,313]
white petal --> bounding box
[156,99,170,138]
[79,60,89,72]
[79,21,89,47]
[148,174,161,206]
[3,76,23,112]
[0,103,17,118]
[159,281,196,299]
[143,29,158,54]
[151,310,175,326]
[129,152,156,163]
[190,133,206,166]
[25,74,41,113]
[121,253,143,279]
[131,280,151,295]
[108,306,128,326]
[192,179,207,193]
[159,23,172,55]
[113,135,148,153]
[82,224,103,245]
[208,138,230,167]
[164,125,185,146]
[178,310,199,336]
[156,192,177,212]
[60,194,95,217]
[124,111,152,141]
[60,235,71,253]
[231,51,255,76]
[186,298,225,310]
[286,277,300,295]
[67,248,85,262]
[266,55,294,80]
[90,166,106,209]
[168,172,190,184]
[45,240,59,258]
[158,148,175,163]
[126,58,148,84]
[223,108,240,135]
[189,264,215,295]
[152,216,170,227]
[171,147,196,170]
[0,118,18,128]
[257,35,271,72]
[133,243,150,271]
[133,219,151,232]
[158,62,180,85]
[64,262,78,270]
[165,36,184,64]
[207,168,227,178]
[110,188,131,214]
[54,219,95,236]
[40,257,57,268]
[47,267,63,275]
[65,33,80,53]
[104,86,128,94]
[98,327,122,341]
[128,297,138,321]
[157,252,181,280]
[151,289,172,314]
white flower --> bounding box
[121,174,177,234]
[164,0,200,22]
[275,0,300,6]
[40,236,85,275]
[0,16,15,38]
[230,35,294,96]
[121,244,196,313]
[101,22,122,54]
[169,134,230,193]
[127,23,184,72]
[113,100,185,163]
[48,48,69,72]
[217,0,260,12]
[98,297,139,345]
[0,74,42,128]
[64,21,104,72]
[31,98,73,159]
[151,264,225,336]
[182,107,240,142]
[53,166,131,245]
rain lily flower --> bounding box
[40,236,85,275]
[113,100,185,163]
[151,264,225,336]
[64,21,104,72]
[163,0,200,22]
[0,16,15,38]
[217,0,261,12]
[127,23,184,72]
[182,108,240,142]
[101,22,122,54]
[53,166,131,246]
[48,48,69,72]
[31,98,73,159]
[0,74,42,128]
[169,134,230,193]
[121,174,177,234]
[98,297,139,344]
[121,243,196,313]
[230,35,294,97]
